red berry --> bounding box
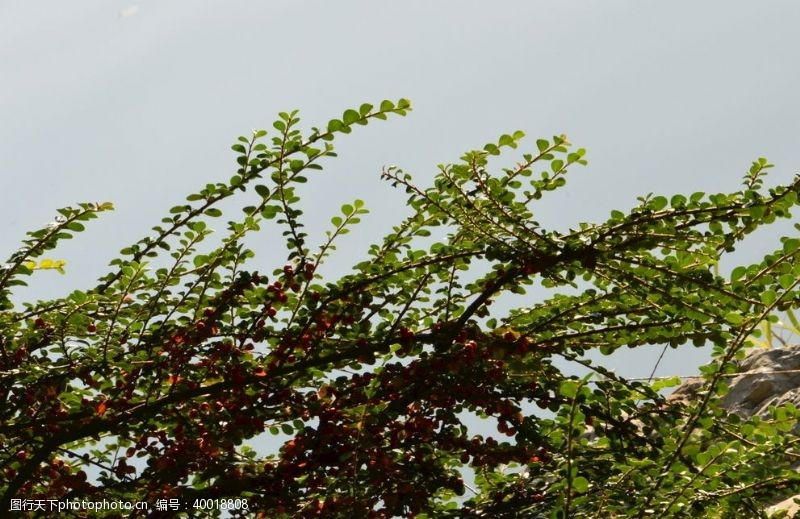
[399,327,415,342]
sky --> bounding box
[2,0,800,383]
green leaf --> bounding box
[783,238,800,253]
[261,206,280,219]
[671,194,687,207]
[327,119,344,132]
[289,160,305,173]
[343,109,360,125]
[559,380,579,399]
[193,255,208,268]
[779,274,795,290]
[761,289,777,306]
[651,196,668,211]
[724,312,744,326]
[572,476,589,493]
[730,266,747,282]
[651,376,682,391]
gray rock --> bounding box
[669,345,800,517]
[720,346,800,421]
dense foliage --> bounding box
[2,99,800,518]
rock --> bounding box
[669,345,800,420]
[670,345,800,517]
[769,495,800,518]
[720,346,800,422]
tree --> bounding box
[2,99,800,518]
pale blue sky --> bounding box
[2,0,800,381]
